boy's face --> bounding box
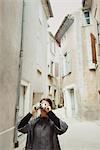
[40,100,50,117]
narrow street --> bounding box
[54,108,100,150]
[0,0,100,149]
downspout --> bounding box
[14,0,25,148]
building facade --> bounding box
[55,5,100,120]
[83,0,100,118]
[0,0,53,149]
[47,32,61,109]
[0,1,23,149]
[16,0,53,149]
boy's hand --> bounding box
[31,105,37,116]
[31,106,36,116]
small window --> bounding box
[83,9,91,25]
[48,86,52,95]
[51,61,54,75]
[63,51,71,76]
[50,41,55,54]
[54,89,56,98]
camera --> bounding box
[34,103,46,110]
[40,103,46,109]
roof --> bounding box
[55,15,74,46]
[41,0,53,19]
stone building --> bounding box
[55,4,100,120]
[83,0,100,118]
[16,0,53,149]
[47,32,61,109]
[0,1,23,149]
[0,0,53,149]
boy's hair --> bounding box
[40,98,53,109]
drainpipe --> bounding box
[14,0,24,148]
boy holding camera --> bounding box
[18,98,68,150]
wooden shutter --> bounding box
[90,33,97,64]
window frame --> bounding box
[82,9,91,26]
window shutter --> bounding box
[90,33,97,64]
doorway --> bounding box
[63,85,78,118]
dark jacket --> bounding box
[18,111,68,150]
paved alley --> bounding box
[54,108,100,150]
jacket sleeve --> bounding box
[47,111,68,135]
[17,113,32,134]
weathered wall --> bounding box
[62,11,85,118]
[0,0,22,149]
[81,26,98,120]
[91,0,100,119]
[62,9,99,120]
[21,0,48,105]
[47,33,61,107]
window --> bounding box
[51,61,54,75]
[54,89,56,98]
[48,61,55,77]
[82,9,91,26]
[90,33,97,64]
[63,50,72,76]
[48,86,52,95]
[84,10,90,24]
[50,41,55,54]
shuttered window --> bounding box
[84,10,90,24]
[90,33,97,64]
[63,50,72,76]
[82,9,91,26]
[48,61,55,77]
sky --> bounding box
[48,0,82,35]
